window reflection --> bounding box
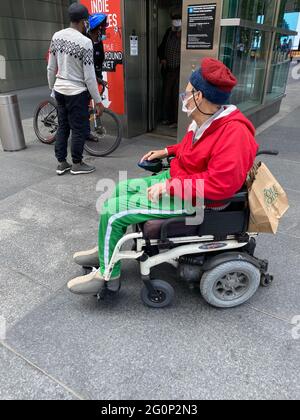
[223,0,275,25]
[266,33,292,101]
[220,0,298,111]
[278,0,300,30]
[220,27,271,111]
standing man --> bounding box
[158,9,182,129]
[47,3,104,176]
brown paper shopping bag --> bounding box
[247,162,289,234]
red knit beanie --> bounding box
[190,58,238,104]
[201,57,238,93]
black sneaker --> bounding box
[56,161,71,176]
[71,162,96,175]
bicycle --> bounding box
[33,82,122,157]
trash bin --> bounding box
[0,94,26,151]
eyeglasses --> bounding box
[179,89,198,103]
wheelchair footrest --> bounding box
[116,250,144,260]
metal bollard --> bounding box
[0,94,26,151]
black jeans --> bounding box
[54,90,89,164]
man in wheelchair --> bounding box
[67,58,259,305]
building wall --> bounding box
[0,0,72,92]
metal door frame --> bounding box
[147,0,159,132]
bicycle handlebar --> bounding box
[97,78,108,95]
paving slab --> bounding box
[0,155,52,201]
[257,156,300,194]
[0,188,98,291]
[276,189,300,236]
[1,141,57,171]
[0,346,77,400]
[0,266,52,331]
[256,107,300,158]
[249,232,300,321]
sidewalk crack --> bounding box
[27,187,97,213]
[246,304,291,324]
[0,341,86,400]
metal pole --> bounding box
[0,94,26,152]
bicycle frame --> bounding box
[89,82,107,129]
[44,108,58,130]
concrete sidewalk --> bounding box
[0,88,299,400]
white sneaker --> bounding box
[73,246,99,267]
[68,268,120,295]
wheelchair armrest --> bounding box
[138,158,172,174]
[230,191,248,202]
[204,191,248,205]
[138,159,163,174]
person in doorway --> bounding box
[67,58,259,296]
[158,10,182,129]
[47,3,104,176]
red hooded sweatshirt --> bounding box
[166,106,259,203]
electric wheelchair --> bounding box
[97,150,278,309]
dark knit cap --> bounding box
[68,3,89,22]
[190,58,238,105]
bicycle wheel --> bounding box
[84,109,122,157]
[33,99,58,144]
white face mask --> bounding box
[172,19,182,29]
[181,93,199,118]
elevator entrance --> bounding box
[147,0,183,138]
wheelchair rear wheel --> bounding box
[200,261,261,308]
[141,280,175,309]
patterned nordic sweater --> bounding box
[47,27,101,103]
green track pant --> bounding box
[98,170,195,278]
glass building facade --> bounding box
[0,0,72,92]
[219,0,300,121]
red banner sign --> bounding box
[80,0,125,115]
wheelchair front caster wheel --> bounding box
[141,280,175,309]
[261,274,274,287]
